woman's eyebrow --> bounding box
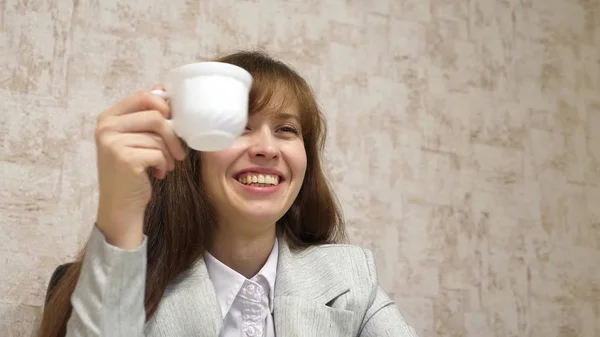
[271,112,300,122]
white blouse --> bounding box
[204,239,279,337]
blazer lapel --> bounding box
[273,240,353,337]
[145,258,223,337]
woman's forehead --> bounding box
[250,110,300,124]
[248,73,311,131]
[250,86,300,117]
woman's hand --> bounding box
[94,86,186,249]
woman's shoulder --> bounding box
[290,242,380,285]
[304,242,377,261]
[311,242,376,262]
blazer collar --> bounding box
[273,238,354,337]
[145,258,223,336]
[147,237,352,337]
[186,237,351,305]
[274,237,350,303]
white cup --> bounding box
[151,62,253,152]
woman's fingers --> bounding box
[99,90,170,120]
[101,110,186,161]
[121,132,176,172]
[129,148,170,180]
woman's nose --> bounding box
[247,128,279,159]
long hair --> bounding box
[37,50,346,337]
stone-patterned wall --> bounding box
[1,0,599,336]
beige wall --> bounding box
[1,0,599,336]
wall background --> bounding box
[1,0,599,336]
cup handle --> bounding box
[151,89,174,127]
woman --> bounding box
[39,51,418,337]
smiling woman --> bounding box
[38,51,419,337]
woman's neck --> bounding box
[207,223,277,279]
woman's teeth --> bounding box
[236,173,280,186]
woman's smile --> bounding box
[233,167,286,195]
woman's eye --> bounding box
[278,125,299,134]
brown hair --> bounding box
[37,50,346,337]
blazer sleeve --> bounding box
[65,225,147,337]
[358,249,420,337]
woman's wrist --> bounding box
[96,207,145,250]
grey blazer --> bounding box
[55,226,419,337]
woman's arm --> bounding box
[358,249,420,337]
[65,225,147,337]
[358,286,419,337]
[40,86,184,336]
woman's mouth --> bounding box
[235,172,283,187]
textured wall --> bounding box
[1,0,599,336]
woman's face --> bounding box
[200,99,307,233]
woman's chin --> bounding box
[233,205,284,227]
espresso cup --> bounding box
[151,62,253,152]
